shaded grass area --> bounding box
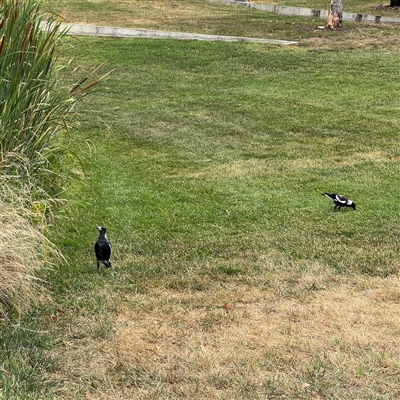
[2,34,400,397]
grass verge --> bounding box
[43,0,400,47]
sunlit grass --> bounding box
[1,0,400,397]
[35,36,400,397]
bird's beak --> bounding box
[96,226,102,231]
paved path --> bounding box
[60,23,298,45]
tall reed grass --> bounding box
[0,0,108,316]
[0,0,109,187]
[0,0,69,179]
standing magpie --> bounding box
[322,193,356,210]
[94,226,112,268]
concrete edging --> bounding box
[211,0,400,25]
[57,23,297,45]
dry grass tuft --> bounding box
[0,203,57,318]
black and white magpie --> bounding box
[322,193,356,210]
[94,226,112,268]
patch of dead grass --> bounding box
[179,150,398,181]
[288,150,399,170]
[53,272,400,399]
[54,0,226,30]
[298,26,400,51]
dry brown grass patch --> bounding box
[177,150,397,181]
[299,27,400,51]
[288,150,399,170]
[54,273,400,399]
[58,0,223,30]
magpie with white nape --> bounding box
[94,226,112,268]
[322,193,356,210]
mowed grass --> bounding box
[40,37,400,399]
[44,0,400,41]
[2,5,400,399]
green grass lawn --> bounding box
[57,37,399,277]
[1,5,400,399]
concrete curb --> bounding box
[211,0,400,25]
[59,23,298,45]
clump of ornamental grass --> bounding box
[0,0,109,184]
[0,0,111,315]
[0,0,68,177]
[0,200,60,319]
